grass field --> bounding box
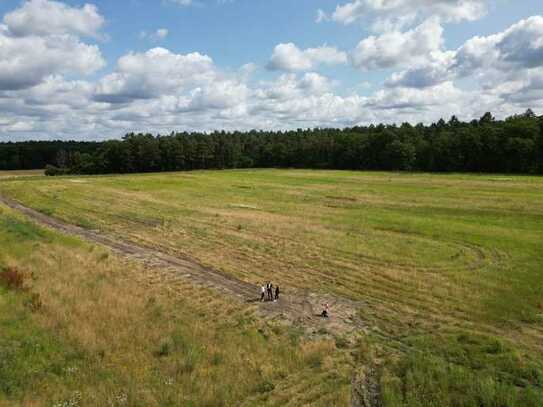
[1,169,542,405]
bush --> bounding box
[44,165,69,177]
[0,267,26,290]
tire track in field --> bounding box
[0,194,367,337]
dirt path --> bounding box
[0,194,367,337]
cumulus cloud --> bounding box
[3,0,105,38]
[0,25,105,91]
[267,43,347,72]
[0,0,105,92]
[455,15,543,73]
[94,48,216,103]
[327,0,487,31]
[0,1,541,141]
[351,18,444,70]
[385,15,543,89]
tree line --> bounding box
[0,141,100,171]
[0,110,541,175]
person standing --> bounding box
[274,286,280,301]
[260,285,266,302]
[267,282,272,301]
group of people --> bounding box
[258,282,330,318]
[261,282,280,302]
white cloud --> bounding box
[0,25,105,91]
[385,15,543,89]
[94,48,216,103]
[385,51,455,88]
[3,0,105,38]
[0,0,105,92]
[329,0,487,30]
[140,28,169,41]
[267,43,347,72]
[0,0,541,141]
[455,15,543,73]
[351,18,444,70]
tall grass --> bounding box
[0,205,351,405]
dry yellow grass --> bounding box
[0,204,352,405]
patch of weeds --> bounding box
[53,391,82,407]
[155,339,173,358]
[0,291,85,400]
[316,327,329,335]
[74,217,93,229]
[270,324,283,336]
[210,352,223,366]
[335,336,350,349]
[253,380,275,394]
[0,216,46,241]
[147,301,163,319]
[395,332,543,404]
[171,331,189,353]
[305,352,323,369]
[38,207,55,217]
[287,326,304,345]
[257,327,269,341]
[177,347,200,375]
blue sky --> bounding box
[0,0,542,140]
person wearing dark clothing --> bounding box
[274,286,280,301]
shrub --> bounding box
[44,165,69,177]
[0,267,26,290]
[253,380,275,394]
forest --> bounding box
[1,111,542,175]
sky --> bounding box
[0,0,542,141]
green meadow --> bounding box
[1,169,542,405]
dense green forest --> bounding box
[0,141,100,171]
[1,111,542,175]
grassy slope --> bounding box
[1,169,542,405]
[0,203,351,406]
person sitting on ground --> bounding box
[274,285,280,301]
[260,284,266,302]
[321,303,330,318]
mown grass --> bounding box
[0,204,351,405]
[1,169,542,405]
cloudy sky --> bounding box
[0,0,542,140]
